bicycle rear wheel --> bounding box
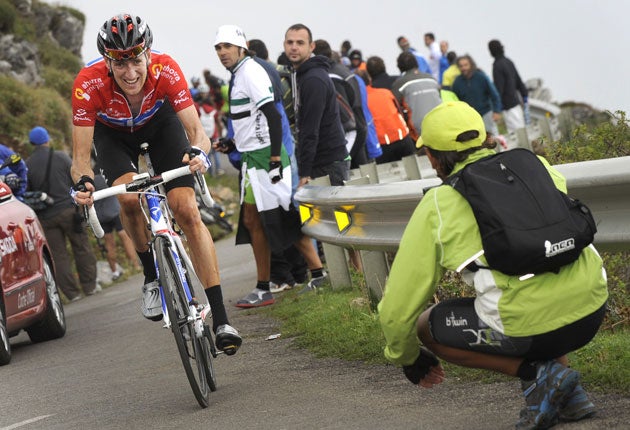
[155,236,212,407]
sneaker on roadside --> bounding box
[85,283,102,296]
[558,384,596,421]
[235,288,275,308]
[298,272,328,295]
[112,269,124,281]
[141,281,163,321]
[215,324,242,355]
[515,360,580,430]
[269,281,296,293]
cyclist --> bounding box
[69,13,241,354]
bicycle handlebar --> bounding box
[86,165,205,238]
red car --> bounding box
[0,181,66,365]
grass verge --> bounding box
[259,278,630,395]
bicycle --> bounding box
[84,143,223,408]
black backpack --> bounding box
[446,149,597,276]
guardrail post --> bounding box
[359,250,388,300]
[359,162,379,184]
[322,243,353,289]
[402,155,421,180]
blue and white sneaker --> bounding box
[559,384,596,421]
[516,360,580,429]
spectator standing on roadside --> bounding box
[365,57,415,164]
[424,32,441,81]
[195,83,224,176]
[93,173,141,280]
[26,126,98,301]
[397,36,432,75]
[213,25,326,305]
[0,142,28,199]
[438,40,450,84]
[248,37,308,293]
[348,49,366,72]
[366,55,398,90]
[313,39,368,168]
[378,101,607,428]
[391,51,441,140]
[452,54,502,137]
[488,39,529,135]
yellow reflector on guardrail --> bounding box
[299,205,313,224]
[334,210,351,232]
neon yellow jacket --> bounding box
[378,149,608,366]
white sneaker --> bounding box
[269,281,296,293]
[141,281,163,321]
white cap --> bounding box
[214,25,247,49]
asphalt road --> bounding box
[1,236,628,430]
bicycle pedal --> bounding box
[221,345,237,356]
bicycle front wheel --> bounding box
[155,236,212,408]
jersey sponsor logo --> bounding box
[73,109,90,123]
[161,64,182,85]
[151,63,163,79]
[74,88,91,101]
[172,89,189,106]
[544,238,575,258]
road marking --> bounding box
[1,415,55,429]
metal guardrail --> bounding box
[295,156,630,297]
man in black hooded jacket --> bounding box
[284,23,350,188]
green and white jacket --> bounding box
[378,148,608,367]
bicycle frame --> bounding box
[86,160,212,335]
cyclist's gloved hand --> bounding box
[216,137,236,153]
[188,146,211,171]
[402,347,440,384]
[70,175,95,205]
[268,160,282,184]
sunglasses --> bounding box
[104,42,146,61]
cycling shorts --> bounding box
[99,215,123,234]
[93,103,194,192]
[428,297,605,361]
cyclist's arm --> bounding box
[177,105,210,170]
[259,101,282,159]
[71,125,95,183]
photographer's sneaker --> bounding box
[235,288,274,308]
[215,324,242,356]
[141,281,163,321]
[559,384,596,421]
[515,360,580,429]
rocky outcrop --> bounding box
[0,0,84,86]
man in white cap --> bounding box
[212,24,325,307]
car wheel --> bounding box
[0,298,11,365]
[26,255,66,343]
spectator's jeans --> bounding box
[311,160,350,186]
[40,207,97,299]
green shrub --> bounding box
[42,65,75,99]
[38,37,83,75]
[0,0,16,33]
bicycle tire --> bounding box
[178,246,218,392]
[155,236,212,407]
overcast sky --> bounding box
[56,0,628,114]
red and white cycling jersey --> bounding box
[71,52,193,132]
